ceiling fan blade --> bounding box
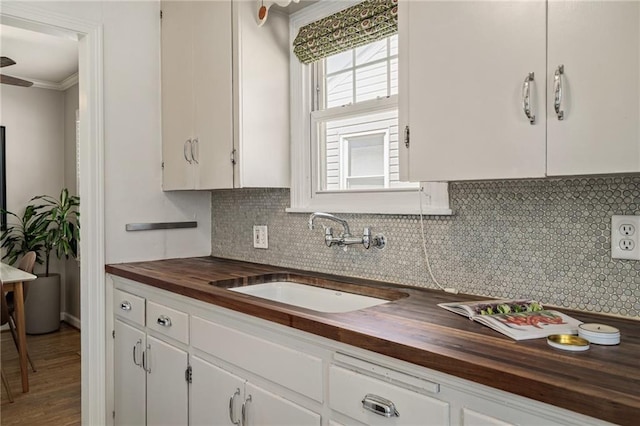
[0,57,16,68]
[0,74,34,87]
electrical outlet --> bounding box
[253,225,268,249]
[611,215,640,260]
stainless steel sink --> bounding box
[229,281,391,313]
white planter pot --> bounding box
[25,273,61,334]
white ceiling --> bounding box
[0,1,311,89]
[0,24,79,86]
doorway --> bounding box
[0,4,105,424]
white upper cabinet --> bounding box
[161,0,289,190]
[401,0,640,182]
[401,0,547,181]
[161,0,199,190]
[232,0,290,189]
[546,1,640,176]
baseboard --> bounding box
[61,312,81,330]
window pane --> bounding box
[326,70,353,108]
[390,58,398,96]
[347,135,384,177]
[355,39,387,65]
[389,34,398,57]
[346,176,385,189]
[321,110,395,190]
[326,50,353,74]
[355,62,388,102]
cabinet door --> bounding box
[190,355,246,426]
[145,335,188,426]
[244,382,321,426]
[232,0,290,189]
[193,0,234,190]
[114,320,146,426]
[161,0,195,190]
[547,1,640,175]
[401,0,546,181]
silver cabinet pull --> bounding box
[120,301,131,311]
[142,344,151,374]
[184,139,193,164]
[362,394,400,418]
[403,125,410,148]
[157,315,172,327]
[132,339,142,367]
[241,395,251,426]
[554,65,565,120]
[228,388,241,425]
[191,138,199,164]
[522,72,535,124]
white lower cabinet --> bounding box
[190,356,320,426]
[114,320,189,426]
[145,335,188,426]
[113,287,189,426]
[190,355,245,426]
[114,319,146,425]
[110,276,612,426]
[330,365,449,425]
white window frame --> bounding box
[287,0,451,215]
[339,129,390,190]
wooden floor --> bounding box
[1,323,81,425]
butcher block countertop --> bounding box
[106,257,640,425]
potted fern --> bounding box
[1,189,80,334]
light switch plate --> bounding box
[253,225,268,249]
[611,215,640,260]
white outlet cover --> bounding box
[611,215,640,260]
[253,225,268,249]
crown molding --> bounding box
[24,72,78,91]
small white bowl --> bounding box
[578,323,620,345]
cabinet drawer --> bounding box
[146,301,189,344]
[329,365,449,425]
[191,316,323,402]
[113,289,145,326]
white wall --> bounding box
[26,0,211,264]
[0,84,65,224]
[64,83,80,322]
[0,84,67,281]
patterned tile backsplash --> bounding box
[211,176,640,319]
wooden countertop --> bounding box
[106,256,640,425]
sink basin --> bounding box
[229,281,390,313]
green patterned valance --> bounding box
[293,0,398,65]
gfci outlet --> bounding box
[253,225,268,249]
[611,215,640,260]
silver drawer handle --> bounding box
[362,394,400,418]
[522,72,535,124]
[157,315,172,327]
[191,138,199,164]
[184,139,193,164]
[554,64,565,120]
[120,301,132,311]
[241,395,252,426]
[132,339,142,367]
[229,388,241,425]
[142,344,151,374]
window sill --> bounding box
[287,184,453,216]
[285,206,453,216]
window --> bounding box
[289,0,451,215]
[340,131,388,190]
[314,34,416,192]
